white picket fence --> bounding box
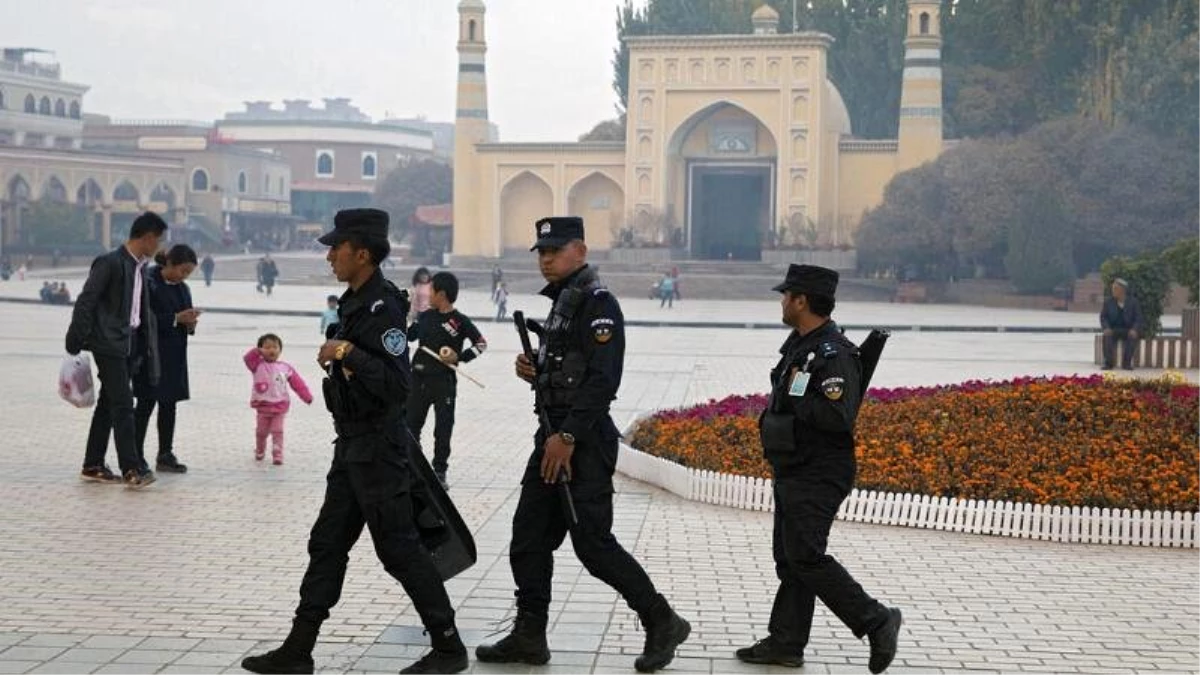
[616,443,1199,548]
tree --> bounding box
[1100,254,1171,339]
[23,201,90,248]
[1002,155,1074,294]
[371,159,452,243]
[612,0,753,115]
[1161,238,1200,306]
[579,116,626,141]
[1115,2,1199,148]
[855,162,954,278]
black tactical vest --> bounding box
[536,267,604,410]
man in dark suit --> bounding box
[1100,278,1143,370]
[65,212,167,489]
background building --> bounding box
[217,99,435,231]
[0,48,184,257]
[83,119,294,250]
[382,116,498,160]
[452,0,945,261]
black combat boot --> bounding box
[634,597,691,673]
[241,618,318,674]
[400,625,469,674]
[867,607,902,674]
[735,636,804,667]
[475,613,551,665]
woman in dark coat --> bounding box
[135,244,200,473]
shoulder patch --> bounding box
[591,316,615,344]
[381,328,407,356]
[821,376,845,400]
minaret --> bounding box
[453,0,490,257]
[895,0,943,172]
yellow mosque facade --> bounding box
[452,0,944,260]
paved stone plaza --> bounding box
[0,289,1196,674]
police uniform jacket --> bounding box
[535,265,623,443]
[760,320,862,478]
[325,268,412,449]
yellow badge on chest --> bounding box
[821,376,845,400]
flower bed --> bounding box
[627,374,1199,512]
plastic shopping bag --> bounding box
[59,354,96,408]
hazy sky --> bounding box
[6,0,639,141]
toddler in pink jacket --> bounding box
[244,333,313,464]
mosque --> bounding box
[451,0,944,260]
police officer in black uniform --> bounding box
[407,271,487,489]
[737,264,902,673]
[242,209,467,675]
[475,216,690,673]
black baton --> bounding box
[513,310,579,527]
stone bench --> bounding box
[1092,335,1200,369]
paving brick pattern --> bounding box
[0,298,1194,674]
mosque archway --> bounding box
[499,171,554,253]
[567,171,624,250]
[666,101,777,260]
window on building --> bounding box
[191,168,209,192]
[237,171,247,193]
[69,101,80,119]
[39,96,51,115]
[54,99,65,117]
[0,89,5,110]
[316,151,334,177]
[361,152,377,179]
[24,95,35,113]
[919,12,930,34]
[264,173,270,194]
[469,19,477,41]
[279,176,285,195]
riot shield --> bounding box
[406,434,477,581]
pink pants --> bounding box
[255,410,286,462]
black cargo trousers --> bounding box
[508,427,661,620]
[295,426,456,632]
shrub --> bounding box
[1100,254,1171,338]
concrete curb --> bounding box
[3,296,1182,335]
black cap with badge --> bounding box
[530,216,585,251]
[318,208,390,247]
[772,263,839,296]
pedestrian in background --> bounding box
[134,244,200,475]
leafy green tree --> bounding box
[855,162,953,278]
[371,159,452,244]
[612,0,752,114]
[579,116,626,141]
[23,201,91,248]
[1161,238,1200,306]
[1114,2,1199,147]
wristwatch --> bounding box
[559,432,576,445]
[334,342,350,361]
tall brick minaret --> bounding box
[452,0,491,257]
[896,0,944,172]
